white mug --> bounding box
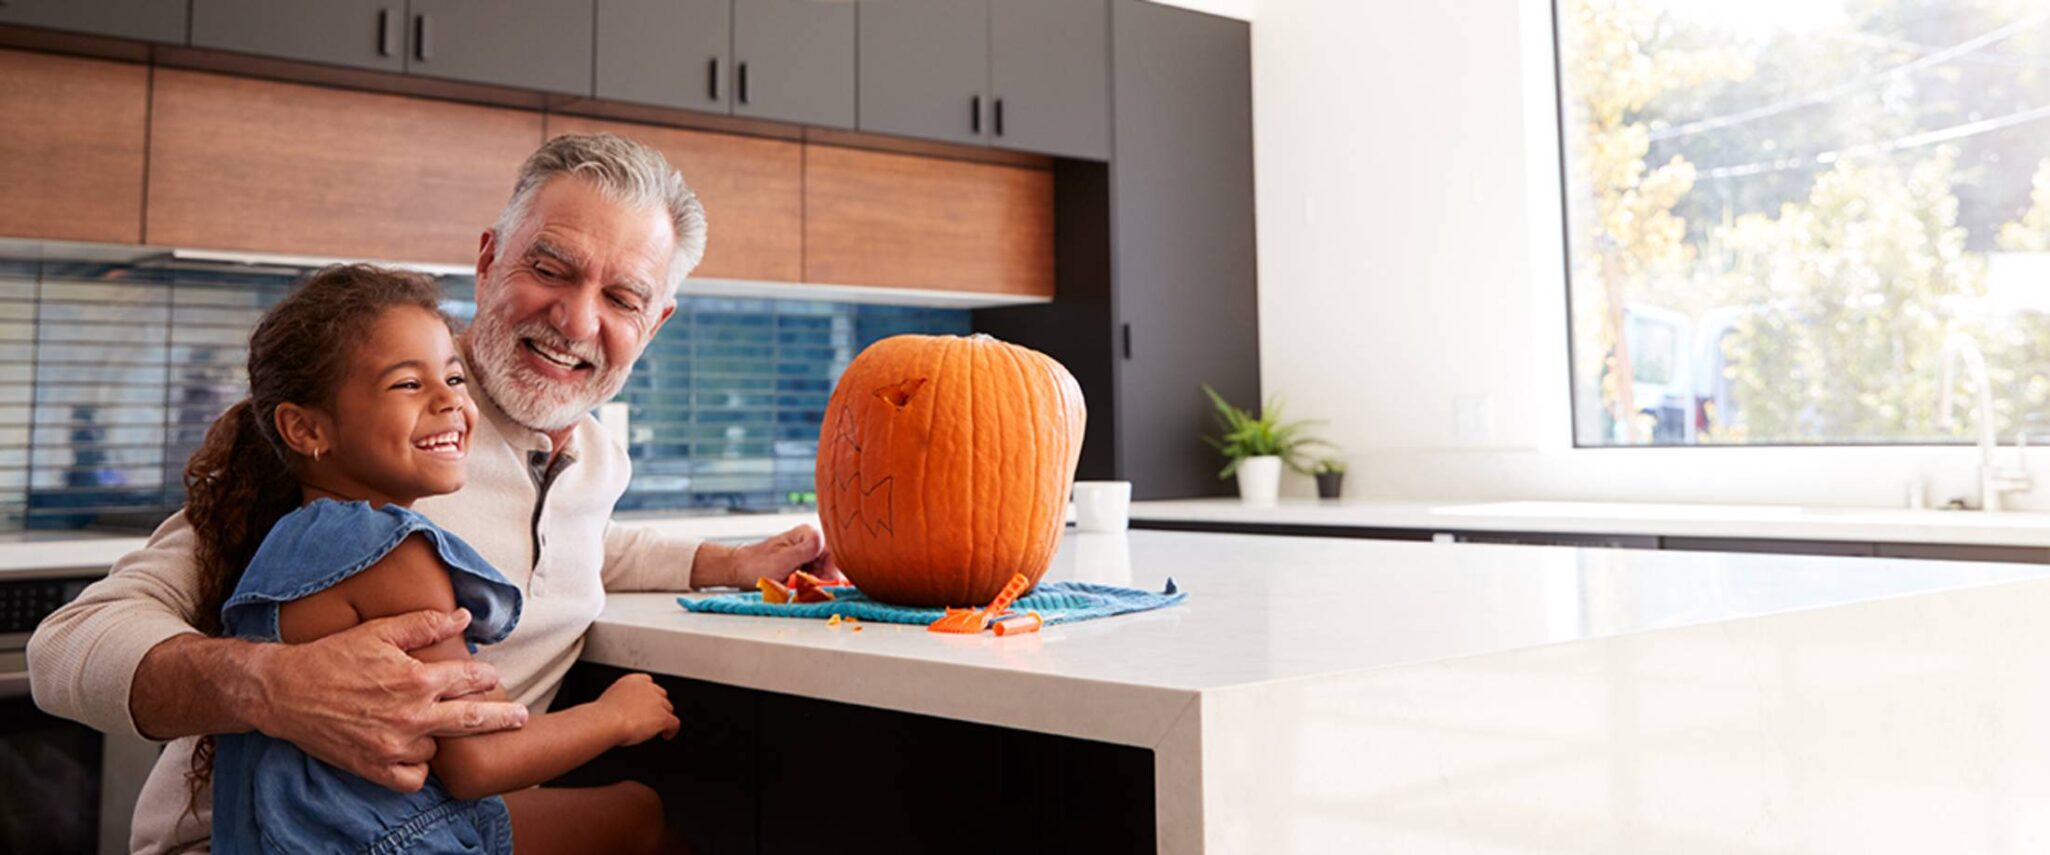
[1072,480,1133,532]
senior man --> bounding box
[28,133,830,852]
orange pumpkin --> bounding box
[816,333,1086,606]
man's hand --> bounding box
[698,524,841,588]
[251,608,529,792]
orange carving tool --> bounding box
[927,573,1031,634]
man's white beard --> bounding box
[468,298,634,433]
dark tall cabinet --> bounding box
[0,0,187,44]
[976,0,1256,500]
[1108,0,1258,499]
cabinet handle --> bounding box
[708,58,720,102]
[377,8,393,57]
[994,98,1005,136]
[414,13,432,62]
[738,61,750,105]
[1122,323,1132,359]
[971,95,982,135]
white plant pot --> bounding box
[1235,455,1283,504]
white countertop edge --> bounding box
[582,612,1195,748]
[1130,498,2050,548]
[0,511,819,578]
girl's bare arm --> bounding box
[319,534,677,800]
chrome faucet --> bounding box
[1939,332,2033,511]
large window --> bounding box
[1558,0,2050,446]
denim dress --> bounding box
[211,499,525,855]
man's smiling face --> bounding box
[469,176,679,432]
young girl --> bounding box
[182,265,680,854]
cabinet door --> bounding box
[546,115,803,282]
[990,0,1107,160]
[191,0,404,72]
[731,0,854,128]
[0,0,187,43]
[406,0,594,95]
[856,0,988,146]
[146,68,543,265]
[805,145,1052,297]
[595,0,730,112]
[0,49,148,244]
[1110,0,1256,499]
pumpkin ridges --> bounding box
[818,333,1083,606]
[1001,341,1039,570]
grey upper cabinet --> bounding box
[595,0,730,112]
[990,0,1108,160]
[732,0,856,128]
[191,0,405,73]
[857,0,989,147]
[0,0,188,43]
[406,0,594,95]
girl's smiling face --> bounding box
[280,305,478,507]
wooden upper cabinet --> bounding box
[145,68,543,265]
[0,49,148,244]
[545,116,802,282]
[803,145,1052,297]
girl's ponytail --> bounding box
[183,398,298,637]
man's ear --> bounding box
[476,228,503,283]
[650,299,678,338]
[274,402,333,459]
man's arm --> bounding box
[27,511,224,738]
[29,510,529,793]
[600,520,836,592]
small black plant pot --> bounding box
[1315,472,1344,499]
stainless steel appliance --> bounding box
[2,570,159,855]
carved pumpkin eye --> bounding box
[873,378,927,409]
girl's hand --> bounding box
[597,673,680,746]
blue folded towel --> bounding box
[678,579,1186,627]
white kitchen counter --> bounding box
[0,510,818,578]
[1131,496,2050,548]
[583,528,2050,853]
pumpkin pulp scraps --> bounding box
[928,573,1032,634]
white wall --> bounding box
[1147,0,1256,21]
[1249,0,2048,510]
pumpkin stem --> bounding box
[873,378,927,408]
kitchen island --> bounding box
[583,528,2050,853]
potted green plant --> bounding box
[1311,457,1347,500]
[1201,385,1328,503]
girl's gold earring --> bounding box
[312,448,322,462]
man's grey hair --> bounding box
[492,132,708,299]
